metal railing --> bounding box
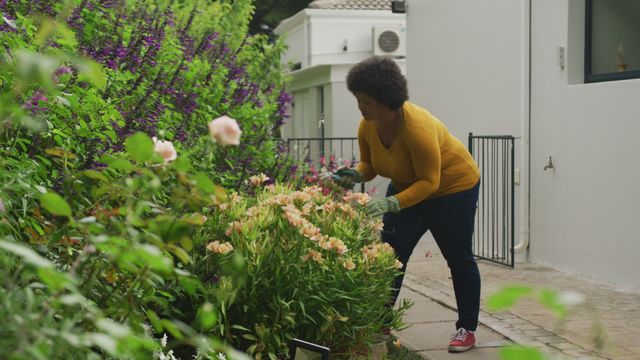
[286,137,359,166]
[286,137,364,192]
[468,133,515,267]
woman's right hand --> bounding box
[331,168,363,189]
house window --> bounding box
[585,0,640,82]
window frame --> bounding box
[585,0,640,83]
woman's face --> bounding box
[353,92,394,122]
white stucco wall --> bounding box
[530,0,640,291]
[407,0,640,291]
[275,9,406,69]
[406,0,529,259]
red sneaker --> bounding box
[448,328,476,353]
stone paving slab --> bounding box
[418,348,503,360]
[393,234,640,360]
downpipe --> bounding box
[514,228,529,253]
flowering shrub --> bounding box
[0,131,252,359]
[190,182,410,358]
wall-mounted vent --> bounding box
[373,26,406,57]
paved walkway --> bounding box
[393,235,640,360]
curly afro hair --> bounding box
[346,57,408,110]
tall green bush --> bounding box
[1,0,294,190]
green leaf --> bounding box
[161,320,183,340]
[181,213,207,226]
[125,132,154,162]
[77,58,106,90]
[538,289,567,317]
[14,50,59,92]
[108,158,133,172]
[178,276,201,297]
[198,302,217,330]
[134,244,173,274]
[87,333,118,356]
[81,170,109,182]
[499,345,546,360]
[173,157,191,172]
[40,191,72,217]
[486,285,533,311]
[96,319,131,338]
[192,172,216,194]
[146,310,164,333]
[38,267,74,291]
[167,244,191,265]
[0,240,52,268]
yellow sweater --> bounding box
[356,102,480,208]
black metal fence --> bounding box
[286,137,364,192]
[286,137,359,166]
[468,133,516,267]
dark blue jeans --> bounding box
[382,181,481,331]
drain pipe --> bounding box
[514,228,529,253]
[514,0,532,255]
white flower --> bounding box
[160,333,168,348]
[217,353,227,360]
[152,137,177,163]
[208,115,242,145]
[558,290,586,307]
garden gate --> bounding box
[468,133,516,267]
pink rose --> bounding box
[152,137,177,163]
[208,115,242,145]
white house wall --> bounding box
[276,9,406,69]
[307,10,405,66]
[407,0,640,291]
[406,0,529,260]
[530,0,640,291]
[281,23,307,68]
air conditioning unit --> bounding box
[372,26,406,57]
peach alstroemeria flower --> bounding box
[248,173,269,187]
[323,237,348,254]
[206,240,234,254]
[343,260,356,270]
[225,221,244,237]
[302,249,324,264]
[299,222,321,240]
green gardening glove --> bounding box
[366,196,401,217]
[331,168,364,189]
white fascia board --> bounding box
[276,8,404,34]
[305,9,403,19]
[288,58,407,92]
[287,64,332,92]
[274,10,309,35]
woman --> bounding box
[334,57,481,353]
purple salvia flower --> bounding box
[53,66,73,83]
[23,89,48,113]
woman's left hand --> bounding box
[366,196,401,217]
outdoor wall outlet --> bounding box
[514,168,521,185]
